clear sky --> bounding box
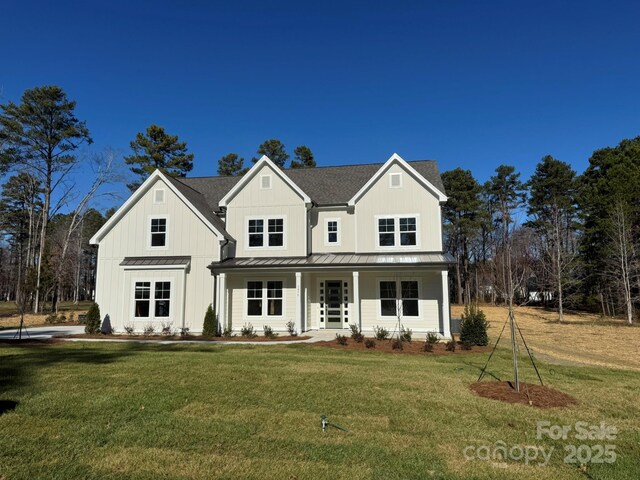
[2,0,639,207]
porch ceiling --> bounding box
[209,252,454,272]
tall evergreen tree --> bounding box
[124,124,193,191]
[527,155,578,321]
[0,86,92,312]
[252,139,289,168]
[290,145,316,168]
[441,168,484,304]
[217,153,244,176]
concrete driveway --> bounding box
[0,325,85,340]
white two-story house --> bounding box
[90,153,453,336]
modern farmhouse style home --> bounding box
[90,154,453,336]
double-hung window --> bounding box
[247,217,285,248]
[377,215,418,247]
[325,219,340,245]
[379,280,419,317]
[247,280,283,316]
[134,281,171,318]
[150,218,167,247]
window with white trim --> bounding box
[325,219,340,245]
[134,281,171,319]
[150,218,167,247]
[153,188,165,204]
[377,215,417,247]
[260,175,272,189]
[389,172,402,188]
[379,280,419,317]
[247,217,285,248]
[246,280,283,316]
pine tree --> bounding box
[252,139,289,168]
[217,153,244,176]
[124,124,193,191]
[202,304,217,336]
[290,145,316,168]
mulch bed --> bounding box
[56,334,310,342]
[470,381,577,408]
[313,339,492,355]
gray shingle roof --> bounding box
[120,256,191,267]
[180,160,445,210]
[210,252,454,271]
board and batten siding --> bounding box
[224,164,308,258]
[95,176,219,332]
[310,209,355,253]
[353,162,443,253]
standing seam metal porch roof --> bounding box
[120,256,191,267]
[209,253,454,270]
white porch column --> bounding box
[352,271,361,330]
[219,273,227,331]
[295,272,303,333]
[441,270,451,338]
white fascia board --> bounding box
[218,155,311,207]
[90,170,227,245]
[347,153,448,206]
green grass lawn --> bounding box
[0,342,638,480]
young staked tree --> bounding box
[441,168,484,305]
[125,124,193,191]
[252,139,289,168]
[0,86,92,313]
[486,165,526,391]
[290,145,316,168]
[217,153,244,176]
[527,156,578,322]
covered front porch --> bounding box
[210,253,453,337]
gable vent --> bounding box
[261,175,272,189]
[389,173,402,188]
[154,188,165,204]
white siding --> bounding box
[225,164,307,258]
[354,163,443,253]
[95,176,219,333]
[310,209,355,253]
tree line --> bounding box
[443,137,640,324]
[0,85,315,313]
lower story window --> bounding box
[379,280,419,317]
[134,281,171,319]
[247,280,283,316]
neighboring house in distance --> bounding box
[90,153,454,336]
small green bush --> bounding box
[180,327,190,337]
[202,304,217,337]
[240,323,257,338]
[222,326,234,337]
[400,326,412,342]
[445,339,456,352]
[123,323,135,335]
[160,321,174,336]
[373,325,389,340]
[364,338,376,349]
[263,325,278,338]
[392,339,403,350]
[335,333,348,345]
[286,321,298,337]
[143,324,155,336]
[349,324,364,342]
[460,304,489,346]
[84,303,101,334]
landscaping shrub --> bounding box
[180,327,190,337]
[263,325,278,338]
[460,304,489,346]
[335,333,348,345]
[160,321,174,336]
[143,324,155,336]
[240,323,257,338]
[202,304,217,337]
[423,341,434,352]
[364,338,376,349]
[349,324,364,342]
[222,326,234,337]
[123,323,135,335]
[374,325,390,340]
[400,326,412,342]
[68,312,75,323]
[392,339,403,350]
[84,303,101,334]
[423,332,439,352]
[46,313,59,324]
[286,320,298,337]
[461,340,473,350]
[445,339,456,352]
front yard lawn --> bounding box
[0,342,638,479]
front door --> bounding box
[320,280,348,329]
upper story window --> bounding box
[247,216,285,248]
[376,215,418,248]
[153,188,165,204]
[389,172,402,188]
[150,217,167,248]
[325,218,341,246]
[260,175,272,189]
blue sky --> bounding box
[2,0,640,207]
